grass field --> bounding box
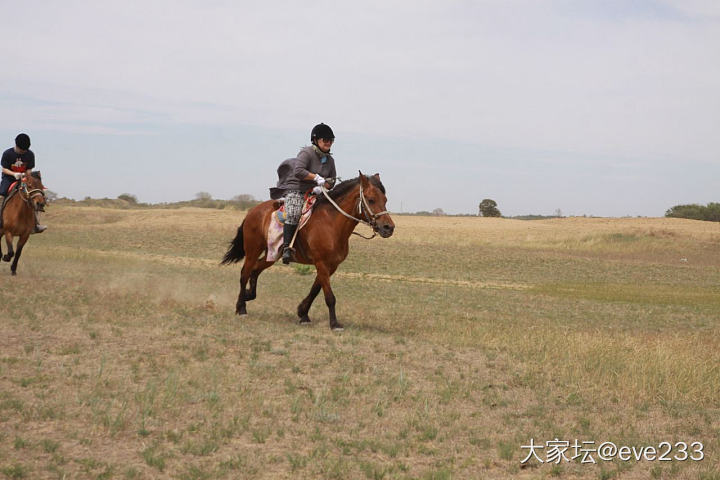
[1,206,719,479]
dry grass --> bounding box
[0,206,718,479]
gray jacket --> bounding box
[269,146,337,199]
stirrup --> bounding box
[282,246,294,264]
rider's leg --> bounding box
[282,223,298,264]
[282,191,303,264]
[0,178,9,229]
[33,211,46,234]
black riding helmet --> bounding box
[15,133,31,150]
[311,123,335,144]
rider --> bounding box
[0,133,47,233]
[271,123,336,264]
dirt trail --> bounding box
[44,245,531,291]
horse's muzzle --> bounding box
[378,223,394,238]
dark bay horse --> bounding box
[222,172,395,330]
[0,172,47,275]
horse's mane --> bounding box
[315,175,386,206]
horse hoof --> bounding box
[236,307,247,315]
[298,316,311,325]
[11,271,16,276]
[330,323,344,332]
[2,255,11,262]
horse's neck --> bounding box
[327,190,361,240]
[7,190,31,214]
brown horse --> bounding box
[222,172,395,330]
[0,172,47,275]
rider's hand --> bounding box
[314,174,325,186]
[312,186,324,195]
[13,172,21,180]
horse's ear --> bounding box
[373,173,380,180]
[358,171,369,188]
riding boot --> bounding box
[32,211,47,234]
[282,223,298,264]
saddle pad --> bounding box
[267,195,317,262]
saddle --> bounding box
[266,193,318,262]
[274,193,317,225]
[0,181,21,216]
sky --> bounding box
[1,0,719,216]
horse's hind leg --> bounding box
[236,249,267,315]
[236,258,255,315]
[10,234,28,276]
[245,259,273,301]
[2,232,14,262]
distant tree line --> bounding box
[665,203,720,222]
[509,214,563,221]
[51,192,262,211]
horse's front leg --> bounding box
[2,232,14,262]
[10,234,29,276]
[315,263,342,331]
[297,280,322,324]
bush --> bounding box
[118,193,138,204]
[665,203,720,222]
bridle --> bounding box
[320,180,390,239]
[20,180,46,211]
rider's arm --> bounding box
[0,152,11,177]
[1,167,14,176]
[294,150,329,187]
[305,172,329,187]
[2,167,21,178]
[294,150,313,180]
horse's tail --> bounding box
[221,221,246,264]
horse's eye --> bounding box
[368,199,375,205]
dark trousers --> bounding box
[0,177,13,196]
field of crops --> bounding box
[1,206,718,479]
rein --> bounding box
[320,182,389,240]
[20,182,46,209]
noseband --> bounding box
[20,182,46,209]
[357,181,390,227]
[320,181,390,239]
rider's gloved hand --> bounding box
[312,186,324,195]
[314,175,325,186]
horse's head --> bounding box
[23,171,47,212]
[359,171,395,238]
